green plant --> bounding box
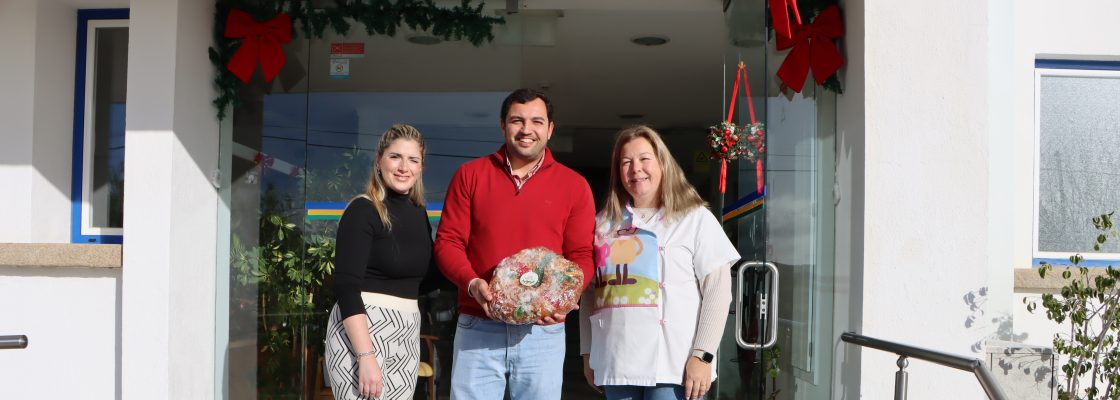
[764,345,782,400]
[1025,212,1120,400]
[229,147,373,397]
[230,188,338,397]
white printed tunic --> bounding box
[586,205,739,386]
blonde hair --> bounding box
[361,124,426,230]
[601,125,707,227]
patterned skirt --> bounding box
[324,293,421,400]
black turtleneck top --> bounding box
[333,191,435,318]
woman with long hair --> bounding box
[579,125,740,400]
[325,124,435,400]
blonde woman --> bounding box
[325,124,435,400]
[580,125,740,400]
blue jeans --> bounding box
[604,384,687,400]
[450,314,566,400]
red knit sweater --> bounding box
[434,147,595,319]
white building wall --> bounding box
[0,0,39,243]
[120,0,219,398]
[0,2,128,399]
[0,266,120,400]
[841,0,994,398]
[1010,0,1120,273]
[1009,0,1120,276]
[30,0,79,243]
[0,0,85,244]
[1004,8,1120,396]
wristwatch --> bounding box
[691,349,714,364]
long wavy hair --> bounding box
[361,124,426,231]
[600,125,707,227]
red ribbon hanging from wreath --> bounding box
[775,5,844,93]
[770,0,803,39]
[224,9,292,84]
[712,62,765,195]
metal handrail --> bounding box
[841,332,1007,400]
[0,335,28,350]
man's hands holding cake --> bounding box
[467,276,575,325]
[475,247,584,325]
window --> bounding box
[1033,60,1120,266]
[71,9,128,244]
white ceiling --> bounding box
[297,0,757,132]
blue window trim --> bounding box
[71,8,128,244]
[1035,59,1120,71]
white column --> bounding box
[121,0,218,398]
[852,0,992,398]
[833,0,866,397]
[985,0,1015,342]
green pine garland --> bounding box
[209,0,504,120]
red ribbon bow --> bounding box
[224,9,292,84]
[775,5,843,93]
[720,63,765,195]
[770,0,802,39]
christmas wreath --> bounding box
[708,121,764,163]
[709,62,766,194]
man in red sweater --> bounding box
[435,88,595,399]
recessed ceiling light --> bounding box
[630,35,669,47]
[406,35,442,45]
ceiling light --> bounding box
[406,35,442,45]
[630,35,669,47]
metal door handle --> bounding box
[0,335,28,350]
[734,261,778,350]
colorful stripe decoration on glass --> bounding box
[305,201,443,224]
[426,202,442,223]
[721,187,767,224]
[305,202,346,221]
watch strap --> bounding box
[691,349,714,364]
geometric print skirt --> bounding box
[324,293,421,400]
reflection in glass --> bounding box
[90,27,128,229]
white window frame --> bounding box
[1032,66,1120,264]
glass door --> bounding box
[219,6,526,399]
[216,1,835,399]
[714,0,837,399]
[302,24,530,399]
